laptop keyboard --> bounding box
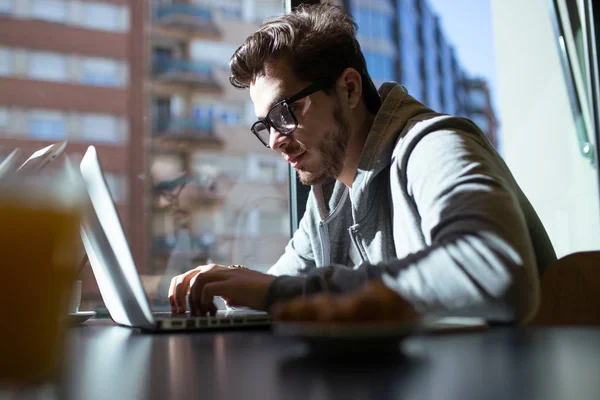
[152,310,271,330]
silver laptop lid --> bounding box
[77,146,155,329]
[18,139,67,173]
[0,149,21,179]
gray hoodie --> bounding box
[266,83,556,323]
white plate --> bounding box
[67,311,96,325]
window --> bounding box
[81,2,123,32]
[0,0,12,15]
[28,52,67,82]
[81,57,122,87]
[190,41,237,69]
[0,108,9,130]
[28,111,66,140]
[247,155,286,183]
[470,114,490,133]
[81,114,121,143]
[218,0,243,19]
[105,173,128,203]
[0,47,11,76]
[364,51,395,81]
[212,103,240,126]
[467,90,488,110]
[30,0,66,23]
[258,210,287,236]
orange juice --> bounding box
[0,179,81,384]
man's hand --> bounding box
[272,280,418,323]
[167,264,276,315]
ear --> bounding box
[337,68,363,110]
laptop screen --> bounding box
[77,146,155,328]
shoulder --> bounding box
[391,114,491,167]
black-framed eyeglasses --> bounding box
[251,77,334,148]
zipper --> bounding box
[318,221,330,266]
[348,226,367,265]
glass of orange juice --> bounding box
[0,173,83,390]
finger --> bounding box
[201,281,235,307]
[174,269,204,313]
[168,275,183,313]
[198,282,231,316]
[173,275,189,314]
[189,274,205,316]
[189,272,225,316]
[188,277,197,316]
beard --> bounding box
[296,102,350,186]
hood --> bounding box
[350,82,435,220]
[313,82,435,222]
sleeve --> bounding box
[266,193,318,277]
[266,128,540,323]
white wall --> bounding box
[491,0,600,257]
[492,0,600,256]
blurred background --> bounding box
[0,0,598,313]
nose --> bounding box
[268,126,289,151]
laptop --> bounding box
[0,141,67,179]
[76,146,271,332]
[0,149,21,179]
[18,140,67,173]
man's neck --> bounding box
[338,110,376,188]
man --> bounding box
[168,4,556,323]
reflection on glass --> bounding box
[147,0,290,311]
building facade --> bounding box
[147,0,290,307]
[0,0,147,306]
[347,0,499,144]
[0,0,290,310]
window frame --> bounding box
[287,0,321,233]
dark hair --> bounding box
[229,3,381,114]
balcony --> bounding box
[152,3,220,37]
[152,58,220,91]
[153,117,224,149]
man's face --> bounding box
[249,61,350,185]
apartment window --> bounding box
[28,111,66,140]
[81,2,122,32]
[248,156,286,183]
[468,90,488,110]
[219,1,242,19]
[193,106,212,122]
[0,108,9,130]
[213,104,240,126]
[81,57,121,87]
[31,0,67,23]
[29,52,67,82]
[0,47,11,76]
[364,51,395,81]
[0,0,12,15]
[105,173,128,203]
[190,41,237,69]
[81,114,121,143]
[471,114,490,133]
